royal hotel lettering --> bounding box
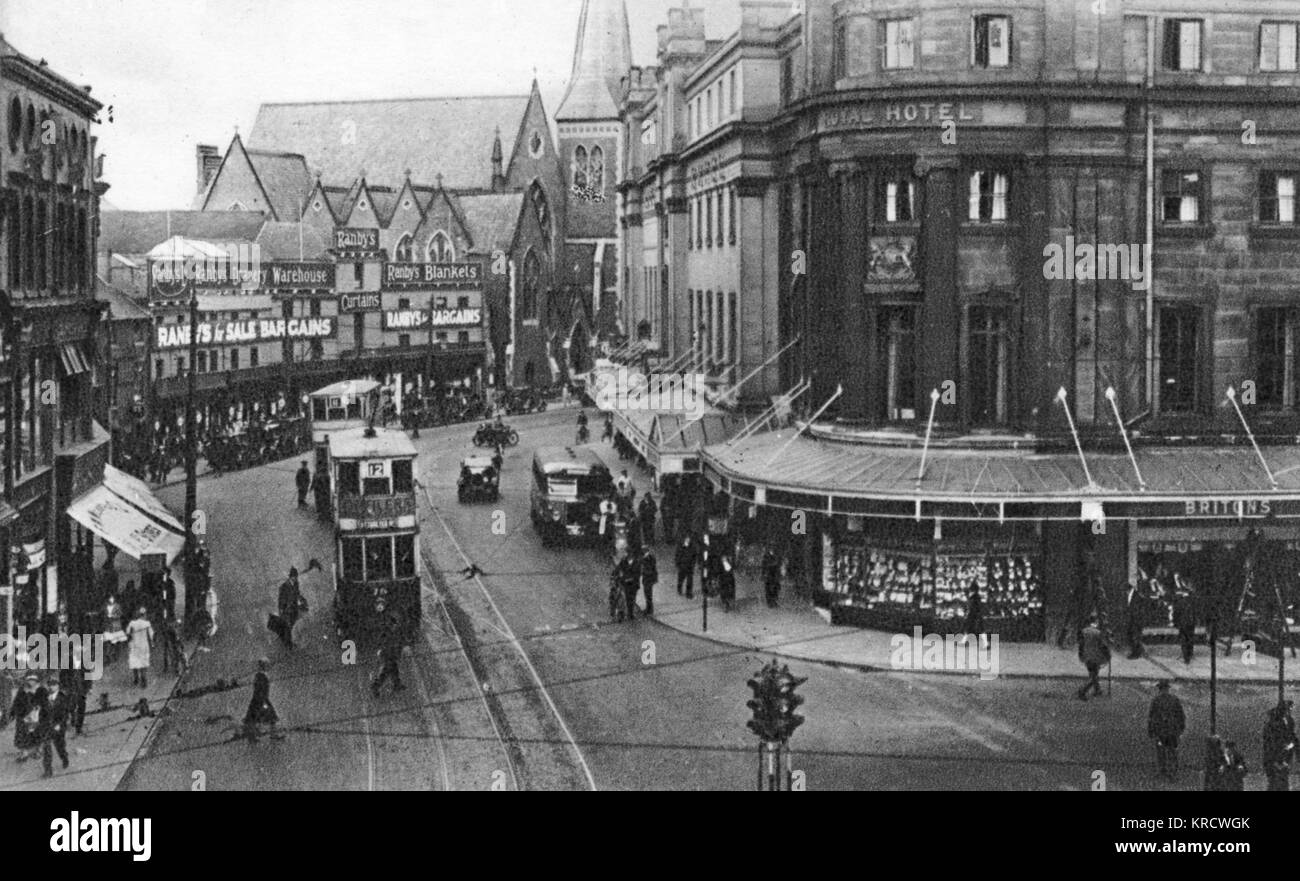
[819,102,979,130]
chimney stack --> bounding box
[196,144,221,198]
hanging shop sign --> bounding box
[257,262,335,290]
[339,292,382,313]
[156,316,336,350]
[381,262,483,289]
[334,228,380,252]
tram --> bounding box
[308,380,382,474]
[326,426,421,643]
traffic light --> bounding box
[747,665,781,742]
[772,664,807,741]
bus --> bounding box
[308,380,382,474]
[530,446,614,547]
[327,426,420,643]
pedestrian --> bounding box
[1147,680,1185,780]
[637,493,658,544]
[160,567,177,622]
[7,674,45,762]
[1263,699,1296,792]
[1173,585,1197,665]
[626,512,643,559]
[38,676,70,778]
[1056,578,1090,648]
[1076,617,1109,701]
[640,547,658,616]
[59,644,89,737]
[762,549,781,608]
[243,658,279,742]
[371,602,406,695]
[618,554,639,620]
[676,535,697,599]
[608,564,630,622]
[602,412,614,443]
[720,555,736,612]
[1124,581,1146,660]
[160,612,185,674]
[598,497,618,544]
[126,607,154,688]
[277,567,305,649]
[295,460,311,507]
[964,583,985,647]
[102,594,126,664]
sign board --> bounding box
[258,262,335,290]
[381,262,483,289]
[334,228,380,252]
[383,308,482,331]
[365,460,391,479]
[156,317,336,350]
[817,101,982,132]
[339,292,382,313]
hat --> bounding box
[257,657,270,671]
[289,566,299,578]
[1156,680,1171,691]
[23,673,39,684]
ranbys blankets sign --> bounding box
[258,262,334,290]
[335,228,380,252]
[156,317,336,350]
[382,262,483,289]
[383,308,482,330]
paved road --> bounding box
[118,411,1291,790]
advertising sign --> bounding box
[381,262,483,289]
[339,292,382,313]
[258,262,335,290]
[334,228,380,252]
[156,316,336,350]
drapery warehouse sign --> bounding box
[382,262,483,289]
[258,262,334,289]
[156,317,336,350]
[383,308,482,330]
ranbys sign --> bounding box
[383,308,482,330]
[334,228,380,252]
[381,262,483,289]
[429,308,480,327]
[156,317,336,350]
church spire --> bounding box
[556,0,632,122]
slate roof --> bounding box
[255,221,330,261]
[457,193,524,254]
[245,149,314,221]
[99,210,268,255]
[94,281,153,321]
[246,96,531,191]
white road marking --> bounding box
[423,483,598,791]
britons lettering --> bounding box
[1183,499,1271,517]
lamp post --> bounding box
[182,283,200,626]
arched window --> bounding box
[9,98,21,152]
[588,146,604,194]
[21,196,34,289]
[530,182,551,250]
[7,198,19,288]
[34,201,46,290]
[52,203,63,289]
[427,231,454,263]
[395,234,414,262]
[25,103,35,150]
[572,146,588,189]
[521,249,542,320]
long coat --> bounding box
[244,671,279,726]
[1148,692,1186,739]
[9,687,45,749]
[279,578,302,626]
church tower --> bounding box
[557,0,631,334]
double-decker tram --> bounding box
[327,426,421,642]
[308,380,382,474]
[530,446,614,547]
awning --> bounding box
[651,412,746,474]
[67,486,185,564]
[102,463,185,532]
[611,408,659,459]
[58,342,91,376]
[703,431,1300,523]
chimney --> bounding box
[740,1,794,38]
[660,6,706,61]
[196,144,220,197]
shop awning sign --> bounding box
[67,486,185,564]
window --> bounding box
[363,469,390,496]
[365,537,393,582]
[1157,305,1201,413]
[457,296,470,309]
[154,359,163,380]
[589,146,604,194]
[354,312,365,351]
[458,330,470,345]
[877,306,917,421]
[967,170,1009,222]
[176,355,186,374]
[250,346,259,367]
[781,55,795,107]
[398,334,410,349]
[883,18,916,70]
[337,461,360,495]
[573,145,589,189]
[310,299,322,317]
[34,202,46,289]
[876,170,917,223]
[1161,169,1203,223]
[353,262,363,282]
[341,537,364,582]
[695,198,703,249]
[973,15,1011,68]
[210,349,219,371]
[1260,171,1297,224]
[729,70,737,116]
[392,459,413,493]
[1254,307,1299,409]
[729,187,737,245]
[1261,22,1300,71]
[7,97,19,152]
[968,305,1010,425]
[833,20,848,79]
[434,296,448,309]
[398,298,410,311]
[706,193,713,247]
[395,235,414,262]
[706,88,714,129]
[230,349,240,371]
[427,231,454,263]
[395,534,416,579]
[1163,19,1202,71]
[196,351,207,374]
[521,250,542,320]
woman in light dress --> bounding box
[125,607,154,688]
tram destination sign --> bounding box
[382,261,483,289]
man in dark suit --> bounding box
[675,535,697,599]
[39,677,71,778]
[295,461,311,507]
[277,567,304,648]
[639,548,658,617]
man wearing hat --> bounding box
[1263,699,1296,791]
[38,676,71,778]
[8,674,45,762]
[277,567,305,649]
[1147,680,1186,780]
[295,461,311,507]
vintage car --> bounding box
[458,455,500,502]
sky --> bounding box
[0,0,745,210]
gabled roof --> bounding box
[323,183,355,220]
[246,95,532,191]
[255,221,330,261]
[245,149,314,221]
[367,186,399,225]
[457,193,524,255]
[95,280,153,321]
[99,210,268,255]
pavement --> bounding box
[588,436,1298,687]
